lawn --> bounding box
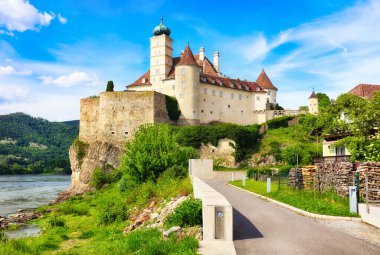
[230,179,358,217]
[0,177,199,255]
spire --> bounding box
[256,69,277,90]
[153,17,171,36]
[309,90,317,99]
[177,44,199,67]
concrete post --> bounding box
[349,186,357,213]
[232,172,234,182]
[242,176,246,187]
[267,178,271,193]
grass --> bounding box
[230,179,358,217]
[0,176,198,255]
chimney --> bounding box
[180,50,184,57]
[213,52,220,72]
[199,47,205,61]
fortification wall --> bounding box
[79,97,100,142]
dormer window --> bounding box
[142,78,146,83]
[238,84,242,89]
[231,83,235,88]
[256,87,260,91]
[212,79,215,84]
[219,81,223,86]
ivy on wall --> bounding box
[165,96,181,121]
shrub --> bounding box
[0,229,6,243]
[174,124,260,162]
[106,81,114,92]
[120,124,198,183]
[48,216,66,227]
[165,96,181,121]
[59,203,89,216]
[92,168,122,190]
[72,138,88,166]
[165,198,202,227]
[266,116,294,129]
[97,197,128,225]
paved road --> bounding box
[206,179,380,255]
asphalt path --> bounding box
[206,179,380,255]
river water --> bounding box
[0,175,71,217]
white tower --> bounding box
[309,91,318,114]
[150,18,173,86]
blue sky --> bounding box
[1,0,379,121]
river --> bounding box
[0,175,71,217]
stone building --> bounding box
[127,18,278,125]
[308,90,318,115]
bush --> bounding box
[120,124,198,183]
[48,216,66,227]
[165,96,181,121]
[106,81,114,92]
[165,198,202,227]
[92,168,122,190]
[0,229,7,243]
[59,203,89,216]
[97,197,128,225]
[72,138,88,166]
[174,124,260,162]
[266,116,294,129]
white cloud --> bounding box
[0,0,58,33]
[39,71,101,87]
[0,65,15,75]
[0,65,32,76]
[58,14,67,24]
[0,86,28,100]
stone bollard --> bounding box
[267,178,271,193]
[242,176,246,187]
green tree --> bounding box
[120,124,198,183]
[106,81,114,92]
[316,93,331,109]
[298,106,308,111]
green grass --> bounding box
[230,179,358,217]
[0,176,198,255]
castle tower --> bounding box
[175,44,200,125]
[256,69,278,105]
[309,90,318,114]
[150,18,173,86]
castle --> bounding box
[127,18,279,126]
[78,18,282,145]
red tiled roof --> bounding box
[177,44,198,67]
[129,70,151,87]
[256,69,278,90]
[200,74,266,93]
[348,84,380,99]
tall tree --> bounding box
[106,81,114,92]
[316,93,331,109]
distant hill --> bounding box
[0,113,79,175]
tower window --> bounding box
[182,81,185,87]
[155,68,159,74]
[181,68,185,75]
[267,91,271,96]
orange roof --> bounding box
[129,70,151,87]
[256,69,278,90]
[348,84,380,99]
[200,74,265,93]
[177,44,198,67]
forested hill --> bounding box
[0,113,79,175]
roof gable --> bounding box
[256,69,277,90]
[348,84,380,99]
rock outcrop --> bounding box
[68,141,123,194]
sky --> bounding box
[0,0,379,121]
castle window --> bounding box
[111,131,115,134]
[267,91,271,95]
[256,87,260,91]
[172,84,175,90]
[204,88,208,94]
[210,111,213,114]
[219,91,223,97]
[142,78,146,83]
[239,94,242,100]
[125,131,129,135]
[155,68,159,74]
[201,110,204,113]
[219,81,223,86]
[181,68,185,75]
[179,93,184,99]
[212,79,215,84]
[241,110,244,113]
[231,93,234,99]
[228,105,231,108]
[246,95,249,100]
[212,90,216,96]
[267,98,269,103]
[182,81,185,87]
[256,96,260,101]
[238,84,242,89]
[231,83,235,88]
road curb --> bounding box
[226,182,362,221]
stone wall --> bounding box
[199,139,236,168]
[356,162,380,201]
